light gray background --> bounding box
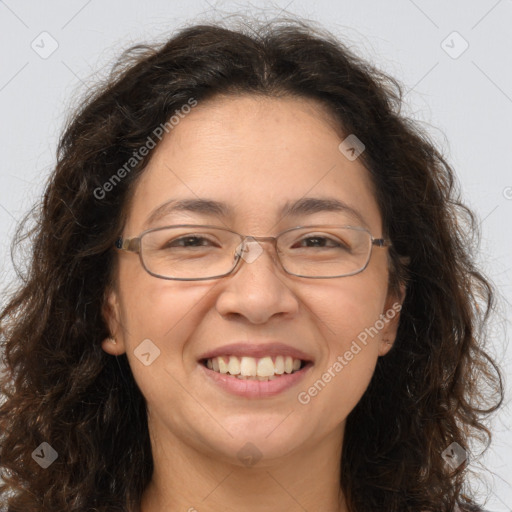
[0,1,510,509]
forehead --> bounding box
[124,94,382,235]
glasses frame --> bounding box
[115,223,392,281]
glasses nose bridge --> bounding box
[239,233,279,251]
[243,234,278,244]
[236,233,282,266]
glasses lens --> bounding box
[140,226,239,279]
[277,226,371,278]
[140,225,372,279]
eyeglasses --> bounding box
[115,224,392,280]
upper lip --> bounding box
[198,342,315,363]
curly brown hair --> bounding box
[0,16,504,512]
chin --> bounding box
[200,421,306,464]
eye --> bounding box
[292,235,349,249]
[162,235,218,249]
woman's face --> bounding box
[103,95,404,466]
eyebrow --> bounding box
[143,196,369,230]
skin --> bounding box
[102,95,406,512]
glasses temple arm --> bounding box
[115,237,141,253]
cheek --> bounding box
[301,267,388,404]
[117,259,201,337]
[309,269,388,348]
[115,281,203,405]
[299,289,383,426]
[116,267,214,380]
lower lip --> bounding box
[199,362,313,398]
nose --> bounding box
[215,237,300,324]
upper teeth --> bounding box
[206,355,302,377]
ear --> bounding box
[100,285,127,356]
[378,281,406,357]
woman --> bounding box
[0,17,504,512]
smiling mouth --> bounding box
[200,355,310,381]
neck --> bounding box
[139,419,348,512]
